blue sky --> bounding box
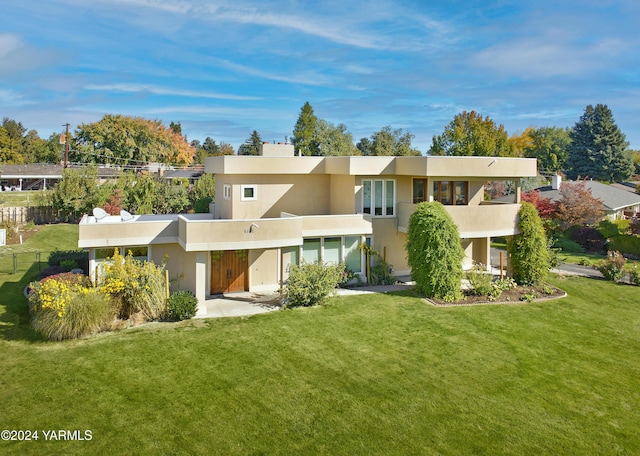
[2,0,639,153]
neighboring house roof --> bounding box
[163,169,203,180]
[0,163,119,179]
[536,180,640,212]
[610,181,640,193]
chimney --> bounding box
[552,173,562,190]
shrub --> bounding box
[32,288,115,341]
[508,202,550,285]
[283,261,344,308]
[597,251,626,282]
[60,259,79,272]
[630,263,640,286]
[608,234,640,257]
[48,249,89,273]
[99,249,168,321]
[553,235,585,254]
[570,226,606,253]
[466,264,494,296]
[193,196,212,213]
[29,273,114,340]
[598,219,621,239]
[167,291,198,321]
[406,202,464,300]
[631,219,640,235]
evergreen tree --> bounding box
[292,102,319,156]
[566,104,633,182]
[238,130,262,155]
[405,201,464,300]
[507,202,550,285]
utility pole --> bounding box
[63,123,70,168]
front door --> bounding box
[210,250,248,294]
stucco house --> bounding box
[78,143,537,315]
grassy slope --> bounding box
[1,227,640,455]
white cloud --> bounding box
[84,83,261,101]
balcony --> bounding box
[397,202,521,238]
[178,213,372,251]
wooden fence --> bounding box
[0,207,80,225]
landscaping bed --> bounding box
[428,282,566,306]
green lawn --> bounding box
[0,191,50,208]
[1,226,640,455]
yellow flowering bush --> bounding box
[29,273,114,341]
[99,248,167,321]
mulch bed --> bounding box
[427,283,567,307]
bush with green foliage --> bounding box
[466,264,494,296]
[193,196,212,213]
[608,234,640,257]
[283,261,344,308]
[630,263,640,286]
[507,202,550,285]
[553,235,585,253]
[598,219,619,239]
[406,202,464,300]
[48,249,89,272]
[167,291,198,321]
[597,251,627,282]
[99,249,167,321]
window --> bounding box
[302,238,321,263]
[323,238,341,264]
[344,236,362,273]
[241,184,257,201]
[297,236,364,274]
[413,179,427,203]
[433,181,468,205]
[362,179,395,216]
[223,184,231,200]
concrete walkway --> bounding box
[195,282,416,319]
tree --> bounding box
[357,126,420,156]
[21,130,56,163]
[509,127,534,157]
[75,114,193,166]
[0,126,24,163]
[566,104,633,182]
[51,166,107,217]
[316,120,358,156]
[507,202,550,285]
[219,142,235,155]
[554,181,605,229]
[356,137,372,156]
[521,190,557,219]
[292,101,319,156]
[406,201,464,299]
[190,173,215,203]
[524,126,571,174]
[429,110,516,157]
[202,137,220,156]
[238,130,262,156]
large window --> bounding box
[433,181,468,205]
[295,236,364,274]
[362,179,395,216]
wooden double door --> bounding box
[210,250,248,294]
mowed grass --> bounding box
[1,226,640,455]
